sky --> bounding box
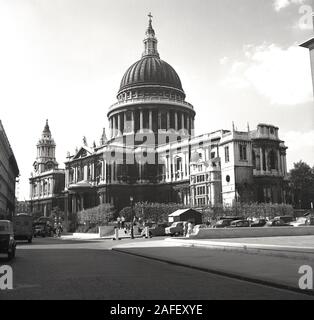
[0,0,313,200]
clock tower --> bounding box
[33,120,58,174]
[29,120,65,217]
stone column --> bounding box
[139,110,143,132]
[167,112,170,130]
[174,112,178,131]
[149,110,153,131]
[117,113,121,136]
[104,160,107,183]
[131,111,135,133]
[265,149,269,172]
[123,112,127,133]
[277,150,281,173]
[260,148,264,174]
[109,117,113,139]
[187,116,190,133]
[51,178,55,196]
[181,113,184,130]
[158,111,161,130]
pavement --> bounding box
[1,237,311,300]
[112,235,314,295]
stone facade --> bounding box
[0,120,19,219]
[29,120,65,217]
[61,16,289,219]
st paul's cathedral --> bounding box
[29,15,289,217]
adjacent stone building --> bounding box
[29,120,65,217]
[300,14,314,94]
[0,120,19,219]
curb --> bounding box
[112,247,314,298]
[165,239,314,261]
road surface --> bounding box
[0,237,312,300]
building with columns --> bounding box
[29,120,65,217]
[61,15,289,219]
[300,13,314,94]
[0,120,19,219]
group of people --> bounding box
[183,221,194,237]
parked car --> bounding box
[274,216,295,224]
[141,223,168,237]
[0,220,16,260]
[13,213,33,243]
[33,222,53,237]
[227,220,250,228]
[213,219,233,228]
[250,219,267,227]
[165,221,186,236]
[290,217,308,227]
[265,219,292,227]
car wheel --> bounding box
[8,247,15,260]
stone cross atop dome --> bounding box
[142,12,159,58]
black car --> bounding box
[0,220,16,260]
[265,219,292,227]
[250,219,267,227]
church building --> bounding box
[61,14,289,217]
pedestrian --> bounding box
[117,217,121,229]
[187,222,193,237]
[121,216,125,229]
[183,221,188,237]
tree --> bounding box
[289,161,314,209]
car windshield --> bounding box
[0,226,5,231]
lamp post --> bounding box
[130,196,134,239]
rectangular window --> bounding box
[239,144,247,161]
[225,146,230,163]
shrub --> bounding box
[119,202,189,223]
[77,203,115,228]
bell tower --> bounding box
[33,120,58,174]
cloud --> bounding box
[283,130,314,168]
[221,44,313,105]
[273,0,306,11]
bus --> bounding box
[13,213,33,243]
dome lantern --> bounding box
[142,12,159,58]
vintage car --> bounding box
[0,220,16,260]
[227,220,250,228]
[141,223,169,237]
[165,221,186,236]
[13,213,33,243]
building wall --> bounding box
[0,121,19,219]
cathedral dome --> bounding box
[117,13,185,97]
[119,56,184,94]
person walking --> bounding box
[117,217,121,229]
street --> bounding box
[0,237,312,300]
